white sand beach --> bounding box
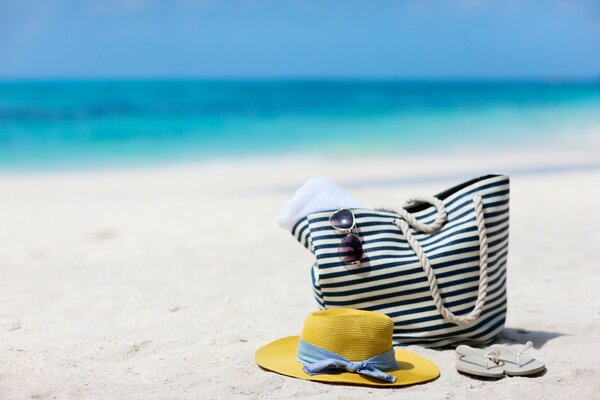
[1,149,600,399]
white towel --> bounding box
[277,176,364,233]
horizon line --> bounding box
[0,75,599,84]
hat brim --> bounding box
[255,336,440,387]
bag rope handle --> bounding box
[376,195,489,325]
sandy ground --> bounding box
[1,150,600,399]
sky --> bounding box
[0,0,599,80]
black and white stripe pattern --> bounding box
[291,175,509,348]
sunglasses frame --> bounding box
[329,208,363,266]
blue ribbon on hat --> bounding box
[296,339,398,383]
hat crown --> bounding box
[300,309,394,362]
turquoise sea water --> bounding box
[0,80,599,171]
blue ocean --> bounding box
[1,80,599,171]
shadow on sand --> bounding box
[497,327,568,349]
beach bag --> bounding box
[291,174,509,348]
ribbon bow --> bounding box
[297,339,398,383]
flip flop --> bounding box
[489,341,546,376]
[455,344,505,378]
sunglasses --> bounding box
[329,208,364,265]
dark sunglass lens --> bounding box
[330,209,354,230]
[339,234,363,264]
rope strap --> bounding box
[378,195,489,326]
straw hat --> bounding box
[255,309,439,386]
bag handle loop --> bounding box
[377,195,489,326]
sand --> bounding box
[1,149,600,399]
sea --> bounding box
[1,80,599,171]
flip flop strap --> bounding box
[503,341,533,367]
[456,345,500,370]
[483,349,500,369]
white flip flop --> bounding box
[455,344,505,378]
[489,341,546,376]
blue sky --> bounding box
[1,0,599,79]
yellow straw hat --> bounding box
[255,309,439,386]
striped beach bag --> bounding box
[291,174,509,348]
